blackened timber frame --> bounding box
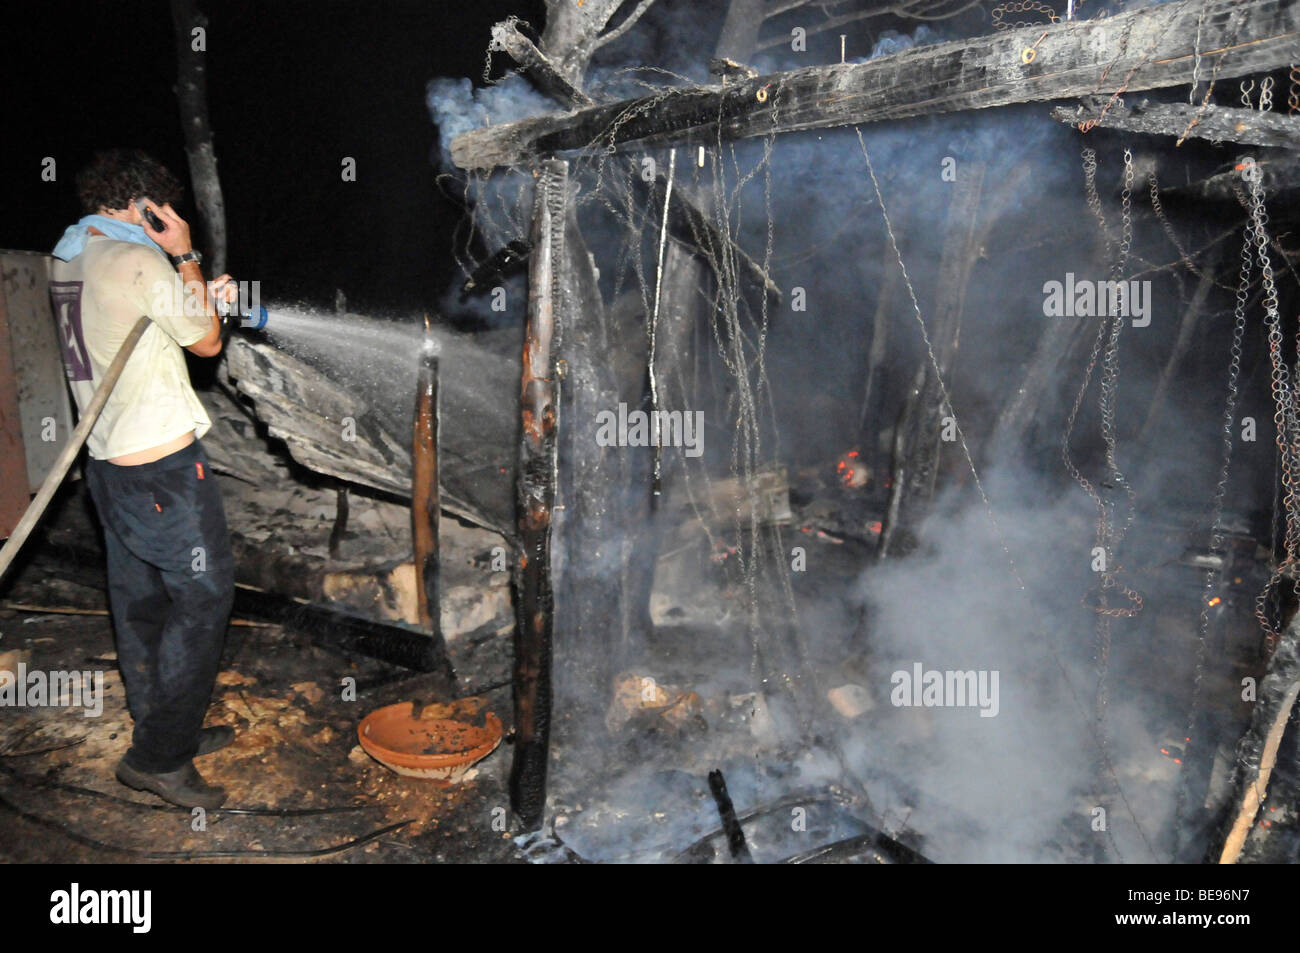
[452,0,1300,171]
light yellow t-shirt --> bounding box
[49,235,212,460]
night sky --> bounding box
[3,0,546,312]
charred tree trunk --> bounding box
[538,0,651,89]
[510,160,567,828]
[715,0,768,63]
[170,0,227,275]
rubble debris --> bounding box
[605,671,705,734]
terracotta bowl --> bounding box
[357,697,503,783]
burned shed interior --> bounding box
[3,0,1300,866]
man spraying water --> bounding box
[49,149,239,809]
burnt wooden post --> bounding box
[510,159,567,827]
[1212,612,1300,863]
[411,317,442,635]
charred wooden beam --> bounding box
[452,0,1300,171]
[1052,99,1300,149]
[489,20,779,303]
[1210,612,1300,863]
[510,159,567,828]
[30,540,455,678]
[412,319,442,635]
[460,239,531,301]
[707,769,755,864]
[233,585,455,679]
[491,19,594,107]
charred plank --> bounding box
[452,0,1300,171]
[1052,99,1300,149]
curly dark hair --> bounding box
[75,149,183,214]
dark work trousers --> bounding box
[85,439,234,774]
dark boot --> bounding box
[196,726,235,757]
[115,758,226,809]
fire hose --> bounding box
[0,315,151,583]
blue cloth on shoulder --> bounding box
[52,215,162,262]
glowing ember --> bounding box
[836,449,871,489]
[710,542,738,564]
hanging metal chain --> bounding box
[1289,64,1299,114]
[1062,148,1115,512]
[991,0,1058,30]
[1067,149,1143,622]
[1077,11,1181,134]
[1259,75,1275,112]
[1244,160,1300,648]
[1081,148,1114,266]
[1239,78,1256,109]
[1177,0,1251,144]
[1148,171,1230,289]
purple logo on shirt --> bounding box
[50,281,92,382]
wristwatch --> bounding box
[170,249,202,267]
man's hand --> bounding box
[140,201,193,259]
[208,274,239,312]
